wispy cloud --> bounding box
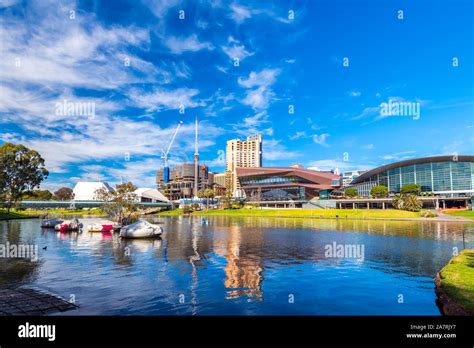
[379,150,416,162]
[222,36,254,61]
[308,159,372,172]
[238,68,280,110]
[312,133,330,147]
[163,34,214,54]
[127,87,203,112]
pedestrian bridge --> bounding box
[18,200,172,209]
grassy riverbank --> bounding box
[445,210,474,220]
[0,208,104,219]
[158,208,425,219]
[438,250,474,313]
[0,210,35,219]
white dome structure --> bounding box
[134,188,169,203]
[73,182,114,201]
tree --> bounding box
[344,188,358,198]
[198,189,216,210]
[403,194,423,212]
[95,182,138,223]
[21,190,53,201]
[54,187,74,201]
[392,193,423,212]
[370,185,388,198]
[0,143,49,214]
[401,184,421,195]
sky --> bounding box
[0,0,473,191]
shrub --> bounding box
[401,184,421,195]
[183,205,193,214]
[344,188,358,197]
[420,210,438,218]
[370,185,388,198]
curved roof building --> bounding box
[350,155,474,197]
[236,166,342,201]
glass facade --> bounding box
[239,173,325,201]
[351,161,474,197]
[239,175,312,186]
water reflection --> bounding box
[213,224,264,301]
[0,217,472,315]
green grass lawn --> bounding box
[158,208,423,219]
[157,208,184,216]
[0,208,105,218]
[445,210,474,220]
[0,209,33,219]
[439,250,474,313]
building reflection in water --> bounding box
[213,224,264,301]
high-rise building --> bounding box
[225,134,262,195]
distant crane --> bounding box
[162,121,183,183]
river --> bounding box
[0,216,472,315]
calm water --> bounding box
[0,216,472,315]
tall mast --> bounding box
[193,115,199,197]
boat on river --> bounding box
[55,219,83,231]
[41,218,64,228]
[119,220,163,239]
[86,222,114,232]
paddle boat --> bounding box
[54,219,83,232]
[119,220,163,239]
[86,222,114,232]
[41,218,64,228]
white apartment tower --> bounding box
[226,134,262,195]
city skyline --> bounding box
[1,0,473,191]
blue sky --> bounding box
[0,0,473,190]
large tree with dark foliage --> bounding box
[54,187,74,201]
[0,143,49,214]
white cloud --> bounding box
[222,37,254,61]
[362,144,374,150]
[312,133,330,147]
[242,86,275,110]
[308,159,372,172]
[238,68,280,88]
[227,2,295,24]
[163,34,214,54]
[263,139,299,162]
[127,87,203,112]
[142,0,181,18]
[379,150,416,161]
[0,0,20,8]
[238,68,280,111]
[232,111,273,137]
[229,3,253,23]
[0,7,167,90]
[289,131,307,140]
